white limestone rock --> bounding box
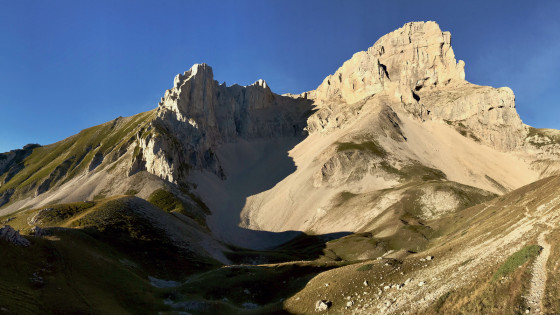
[314,21,465,104]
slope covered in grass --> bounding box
[0,110,156,204]
[1,196,223,278]
[0,229,164,314]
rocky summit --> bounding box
[1,21,560,314]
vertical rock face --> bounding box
[418,84,525,150]
[314,21,465,104]
[135,63,312,183]
[135,21,529,186]
[309,21,525,151]
[159,63,299,142]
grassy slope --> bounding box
[147,188,210,229]
[0,195,223,314]
[0,110,156,201]
[161,261,350,314]
[0,196,358,314]
[544,228,560,313]
[320,163,497,261]
[526,127,560,148]
[282,176,560,314]
[0,230,163,314]
[2,196,220,276]
[1,175,556,314]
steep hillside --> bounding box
[0,110,159,213]
[1,20,560,314]
[191,21,557,248]
[284,175,560,314]
[0,195,227,314]
[2,23,559,250]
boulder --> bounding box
[135,63,312,182]
[0,225,30,246]
[30,226,49,237]
[315,300,331,312]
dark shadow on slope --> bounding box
[162,260,352,314]
[0,228,171,314]
[190,96,324,251]
[224,231,353,265]
[196,135,341,251]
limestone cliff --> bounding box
[313,21,465,104]
[1,20,558,246]
[307,21,525,151]
[133,63,312,184]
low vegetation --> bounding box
[526,127,560,148]
[356,264,374,271]
[0,110,156,202]
[493,245,542,281]
[336,140,386,157]
[148,189,185,213]
[31,201,96,225]
[148,188,209,228]
[0,229,164,314]
[163,262,346,313]
[444,119,482,142]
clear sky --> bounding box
[1,0,559,153]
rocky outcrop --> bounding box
[0,225,30,246]
[0,144,40,187]
[315,300,332,312]
[132,63,312,183]
[308,21,525,151]
[0,188,14,207]
[30,226,49,237]
[417,83,525,150]
[158,63,311,143]
[313,21,465,105]
[524,127,560,177]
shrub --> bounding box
[356,264,374,271]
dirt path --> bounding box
[527,232,551,314]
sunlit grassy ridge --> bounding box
[0,110,156,198]
[1,196,221,277]
[148,188,185,213]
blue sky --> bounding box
[1,0,559,152]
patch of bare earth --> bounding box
[527,232,551,314]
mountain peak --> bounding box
[251,79,269,89]
[173,63,213,88]
[314,21,465,104]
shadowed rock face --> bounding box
[0,21,558,249]
[133,63,313,183]
[0,225,30,246]
[159,63,309,141]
